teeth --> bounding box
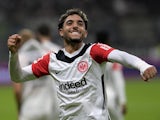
[72,32,79,35]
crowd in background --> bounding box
[0,0,160,62]
[1,0,160,84]
[0,2,159,120]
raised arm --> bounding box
[7,34,21,54]
[8,34,36,82]
[108,49,157,81]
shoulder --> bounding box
[91,43,113,50]
[90,43,115,63]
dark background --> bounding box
[0,0,160,82]
[1,0,160,61]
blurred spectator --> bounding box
[36,23,61,52]
[95,30,127,120]
[0,0,159,63]
[149,44,160,62]
[12,28,59,120]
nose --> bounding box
[72,22,78,28]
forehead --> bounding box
[65,14,84,22]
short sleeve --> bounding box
[90,43,115,63]
[32,53,50,77]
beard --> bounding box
[64,36,83,44]
[70,38,82,43]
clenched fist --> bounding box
[141,66,157,81]
[7,34,21,53]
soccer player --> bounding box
[36,23,61,52]
[12,28,59,120]
[95,31,127,120]
[105,62,126,120]
[8,8,157,120]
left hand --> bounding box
[141,66,157,81]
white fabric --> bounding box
[41,40,61,53]
[18,39,59,120]
[104,62,126,120]
[9,43,153,120]
[48,46,109,120]
[108,49,152,74]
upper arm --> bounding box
[32,53,50,77]
[90,43,115,63]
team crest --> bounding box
[77,61,88,72]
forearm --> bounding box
[9,52,36,82]
[108,50,152,74]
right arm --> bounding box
[8,34,37,82]
[9,51,36,82]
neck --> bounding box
[64,40,83,53]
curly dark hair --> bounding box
[58,8,88,30]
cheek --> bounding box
[60,29,68,37]
[61,32,70,39]
[63,30,69,35]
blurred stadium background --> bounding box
[0,0,160,120]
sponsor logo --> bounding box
[59,78,87,93]
[77,61,88,72]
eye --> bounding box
[78,21,84,26]
[66,20,73,26]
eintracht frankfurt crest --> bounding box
[77,61,88,72]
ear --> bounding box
[59,28,63,37]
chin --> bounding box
[70,39,82,43]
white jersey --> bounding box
[104,62,126,120]
[9,42,153,120]
[41,40,61,53]
[18,39,59,120]
[32,43,114,120]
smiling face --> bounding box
[59,14,88,44]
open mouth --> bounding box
[71,32,80,36]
